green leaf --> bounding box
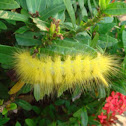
[93,0,98,8]
[15,99,32,111]
[90,33,99,47]
[26,0,46,14]
[98,85,106,98]
[100,17,114,23]
[15,26,29,34]
[53,11,65,22]
[40,3,65,20]
[72,86,82,102]
[78,0,87,16]
[55,99,65,106]
[88,117,101,125]
[32,18,47,31]
[0,82,9,99]
[32,106,41,114]
[81,108,88,126]
[98,23,116,34]
[41,40,96,57]
[25,119,36,126]
[73,108,82,118]
[0,99,4,105]
[0,118,10,125]
[103,2,126,15]
[111,83,126,95]
[98,34,118,48]
[122,30,126,53]
[99,0,106,10]
[0,21,7,30]
[62,22,75,31]
[0,0,20,10]
[2,108,8,115]
[0,45,17,55]
[9,103,17,110]
[16,0,27,9]
[18,84,32,94]
[0,10,28,22]
[34,84,41,101]
[63,0,76,28]
[73,107,88,126]
[0,53,13,66]
[88,0,93,14]
[0,45,17,68]
[53,39,97,53]
[15,32,42,46]
[78,0,84,9]
[106,0,111,5]
[48,122,56,126]
[26,0,36,13]
[15,121,21,126]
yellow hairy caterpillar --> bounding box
[11,50,119,96]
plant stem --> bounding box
[76,12,105,34]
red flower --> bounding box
[97,91,126,125]
[98,112,107,123]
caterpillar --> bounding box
[12,50,119,96]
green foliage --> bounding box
[0,0,20,10]
[0,10,28,22]
[15,99,32,111]
[104,2,126,15]
[63,0,76,28]
[0,0,126,125]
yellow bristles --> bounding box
[13,51,120,96]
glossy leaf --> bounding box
[104,2,126,15]
[63,0,76,28]
[122,30,126,53]
[0,21,7,30]
[32,18,47,31]
[111,83,126,95]
[2,108,8,115]
[81,108,88,126]
[18,84,32,94]
[15,99,32,111]
[15,121,21,126]
[90,33,99,47]
[0,45,17,55]
[78,0,87,16]
[0,118,10,125]
[15,32,42,46]
[0,0,20,10]
[88,0,92,14]
[9,103,17,110]
[40,3,65,20]
[15,26,29,34]
[98,23,116,34]
[99,0,106,10]
[16,0,27,9]
[0,45,17,67]
[26,0,46,13]
[32,106,41,114]
[98,34,118,48]
[53,39,97,53]
[98,85,106,98]
[34,84,41,101]
[0,10,28,22]
[0,53,13,66]
[25,119,36,126]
